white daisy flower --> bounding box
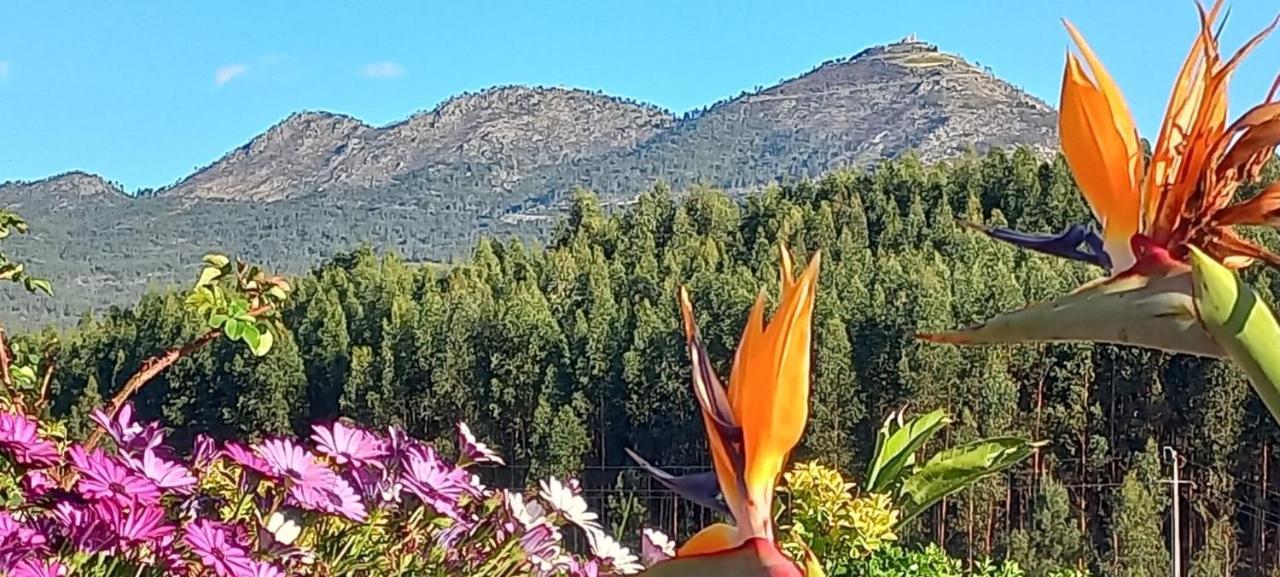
[589,531,644,575]
[538,476,602,535]
[504,490,547,529]
[641,528,675,566]
[457,422,506,466]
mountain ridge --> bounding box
[1,37,1062,327]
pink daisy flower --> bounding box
[137,449,196,493]
[68,446,161,505]
[223,441,272,477]
[0,412,59,467]
[8,558,66,577]
[183,519,253,577]
[311,421,387,468]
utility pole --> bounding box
[1163,446,1188,577]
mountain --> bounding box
[502,40,1055,210]
[164,87,677,202]
[1,38,1060,328]
[2,171,127,200]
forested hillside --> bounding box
[22,149,1280,575]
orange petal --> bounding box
[1062,20,1144,223]
[1215,183,1280,227]
[1059,54,1140,269]
[678,523,743,557]
[1187,13,1278,218]
[779,244,796,292]
[1207,228,1280,269]
[1145,2,1219,232]
[739,250,821,538]
[1218,102,1280,180]
[729,291,768,423]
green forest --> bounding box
[18,148,1280,576]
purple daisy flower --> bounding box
[153,533,188,574]
[192,434,219,469]
[0,412,59,467]
[90,403,163,457]
[566,558,601,577]
[313,473,367,522]
[137,449,197,493]
[68,446,161,505]
[50,501,113,553]
[8,558,66,577]
[223,441,272,477]
[247,561,287,577]
[520,521,564,574]
[89,404,143,445]
[20,470,54,501]
[641,528,675,566]
[0,512,49,569]
[435,516,477,551]
[351,462,405,506]
[184,519,254,577]
[386,426,427,462]
[311,421,387,468]
[456,422,505,466]
[400,446,469,519]
[107,500,174,546]
[257,438,332,487]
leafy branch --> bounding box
[0,208,55,415]
[88,254,291,447]
[0,208,52,297]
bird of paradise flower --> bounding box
[632,247,822,576]
[922,0,1280,360]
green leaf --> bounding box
[229,298,250,317]
[899,437,1043,526]
[12,365,36,386]
[22,277,52,296]
[224,318,244,340]
[241,322,262,350]
[203,254,230,269]
[1188,246,1280,425]
[866,408,950,494]
[267,286,288,302]
[195,266,222,288]
[249,326,274,357]
[0,262,24,281]
[208,313,229,329]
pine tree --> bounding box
[804,315,862,472]
[1107,439,1169,577]
[1190,512,1237,577]
[1009,476,1088,577]
[66,375,104,440]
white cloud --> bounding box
[214,64,248,87]
[0,60,9,81]
[360,61,405,79]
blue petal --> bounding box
[626,448,729,516]
[966,222,1112,271]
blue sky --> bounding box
[1,1,1278,192]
